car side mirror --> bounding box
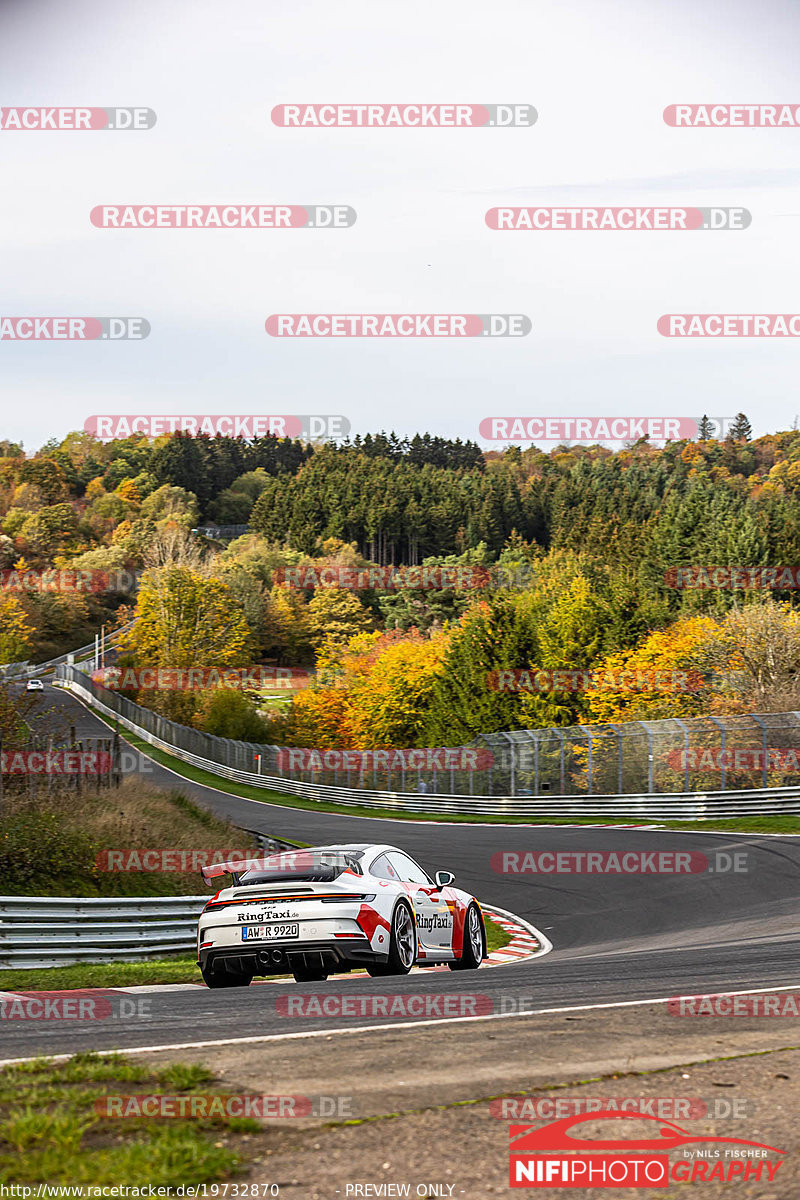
[435,871,455,889]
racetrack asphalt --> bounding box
[3,683,800,1062]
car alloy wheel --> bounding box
[395,903,415,969]
[467,904,483,960]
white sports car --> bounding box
[197,842,486,987]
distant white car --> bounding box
[25,679,44,692]
[197,842,486,987]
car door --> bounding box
[386,851,454,955]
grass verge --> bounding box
[655,815,800,833]
[0,958,204,992]
[0,1051,258,1186]
[484,914,513,955]
[0,917,513,991]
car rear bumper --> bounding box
[198,940,389,976]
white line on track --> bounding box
[4,982,800,1067]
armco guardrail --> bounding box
[0,895,207,969]
[54,667,800,819]
[1,622,134,682]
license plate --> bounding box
[241,923,299,941]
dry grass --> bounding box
[0,777,258,896]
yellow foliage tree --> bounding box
[345,632,448,749]
[276,629,448,750]
[584,615,723,724]
[0,594,36,663]
[126,566,251,669]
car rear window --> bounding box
[237,849,363,886]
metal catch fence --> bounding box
[53,665,800,819]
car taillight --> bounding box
[320,893,375,903]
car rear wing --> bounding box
[200,857,266,885]
[200,849,362,886]
[200,851,313,886]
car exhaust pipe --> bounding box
[271,949,285,965]
[257,950,271,968]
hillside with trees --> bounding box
[7,417,800,749]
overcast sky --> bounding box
[1,0,799,452]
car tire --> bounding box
[200,961,253,988]
[292,965,328,983]
[368,901,416,977]
[448,904,484,971]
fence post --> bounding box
[708,716,726,790]
[674,718,690,792]
[752,715,769,788]
[500,733,516,795]
[578,727,594,795]
[555,729,565,794]
[113,727,121,788]
[634,722,655,794]
[533,731,540,796]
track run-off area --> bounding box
[3,681,800,1065]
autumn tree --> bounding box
[306,589,374,650]
[700,601,800,712]
[140,485,199,531]
[126,566,251,669]
[584,615,724,724]
[345,632,447,748]
[0,595,35,664]
[728,413,753,442]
